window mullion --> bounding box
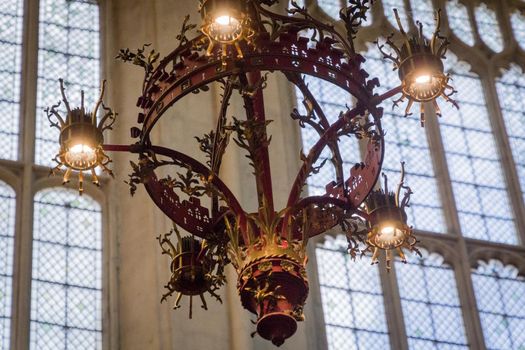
[11,0,40,349]
[494,0,514,48]
[305,241,330,350]
[378,263,409,350]
[481,71,525,245]
[424,81,489,349]
[454,250,488,349]
[18,0,39,165]
[424,103,462,236]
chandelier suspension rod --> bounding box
[241,70,275,216]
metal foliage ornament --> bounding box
[46,0,457,346]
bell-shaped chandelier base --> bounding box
[238,255,308,346]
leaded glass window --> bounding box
[396,250,468,349]
[496,65,525,205]
[30,188,102,349]
[301,0,525,349]
[318,0,342,20]
[0,0,23,160]
[471,260,525,350]
[441,55,517,244]
[511,11,525,50]
[35,0,100,166]
[474,4,504,52]
[0,182,15,349]
[446,0,475,46]
[409,0,434,37]
[317,236,390,350]
[364,47,445,233]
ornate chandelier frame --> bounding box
[46,0,458,346]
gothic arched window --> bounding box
[0,181,16,348]
[30,189,102,349]
[298,1,525,349]
[0,0,107,348]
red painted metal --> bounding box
[137,34,372,143]
[246,70,275,215]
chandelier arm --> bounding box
[287,196,352,240]
[114,144,249,242]
[102,144,140,153]
[370,85,403,105]
[210,77,235,217]
[211,77,234,173]
[285,71,345,184]
[148,145,246,217]
[286,104,364,209]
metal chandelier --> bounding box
[46,0,458,346]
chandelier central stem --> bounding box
[243,70,275,217]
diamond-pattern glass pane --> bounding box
[472,260,525,350]
[496,65,525,205]
[441,55,517,244]
[409,0,434,38]
[317,236,390,350]
[296,76,360,196]
[511,11,525,49]
[383,0,408,30]
[30,188,102,349]
[0,181,15,350]
[363,47,445,233]
[0,0,23,160]
[35,0,100,166]
[318,0,342,20]
[474,4,504,52]
[446,0,475,46]
[396,250,468,349]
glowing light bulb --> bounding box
[371,225,406,250]
[415,74,431,84]
[404,71,445,104]
[205,13,243,44]
[215,15,237,26]
[380,226,396,236]
[70,144,93,154]
[65,143,97,169]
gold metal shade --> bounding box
[378,9,458,126]
[200,0,254,59]
[363,163,420,269]
[47,79,116,194]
